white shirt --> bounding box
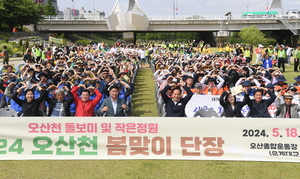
[172,99,179,105]
[111,99,118,115]
[139,49,145,58]
[287,47,293,56]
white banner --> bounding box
[1,117,300,162]
[185,95,278,117]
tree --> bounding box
[43,0,56,16]
[0,0,44,30]
[238,25,267,46]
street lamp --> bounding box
[225,12,232,43]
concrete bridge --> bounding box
[36,0,300,45]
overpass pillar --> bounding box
[123,32,136,44]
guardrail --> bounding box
[42,14,300,21]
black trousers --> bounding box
[246,57,252,63]
[278,58,285,72]
[295,58,299,72]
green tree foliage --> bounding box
[25,40,29,48]
[76,39,90,45]
[238,25,267,46]
[19,39,23,47]
[43,0,56,16]
[137,32,196,41]
[0,0,43,30]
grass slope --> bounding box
[131,68,158,117]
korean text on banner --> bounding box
[0,117,300,162]
[49,36,64,44]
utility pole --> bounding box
[247,0,249,12]
[173,0,175,19]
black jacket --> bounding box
[45,90,74,116]
[161,85,193,117]
[219,91,248,117]
[245,89,276,117]
[12,90,47,116]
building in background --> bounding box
[79,7,105,19]
[64,8,80,19]
[34,0,59,14]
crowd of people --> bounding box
[0,42,139,117]
[1,40,300,118]
[152,41,300,118]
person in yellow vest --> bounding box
[225,43,230,57]
[276,45,287,72]
[202,44,212,54]
[244,47,252,64]
[218,44,224,52]
[35,45,42,64]
[198,41,204,52]
[293,45,300,72]
[265,45,275,60]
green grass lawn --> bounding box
[132,68,158,117]
[1,159,300,178]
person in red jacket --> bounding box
[71,84,102,116]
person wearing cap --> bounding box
[153,64,169,78]
[97,85,130,117]
[71,84,102,117]
[245,87,276,118]
[265,45,275,60]
[276,92,300,118]
[276,45,287,72]
[264,83,275,97]
[293,75,300,92]
[200,74,225,95]
[160,82,193,117]
[193,82,205,95]
[274,75,288,95]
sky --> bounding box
[57,0,300,17]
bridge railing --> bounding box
[42,15,107,21]
[41,14,299,21]
[147,14,300,20]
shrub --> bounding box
[75,39,90,45]
[19,39,23,47]
[13,48,19,53]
